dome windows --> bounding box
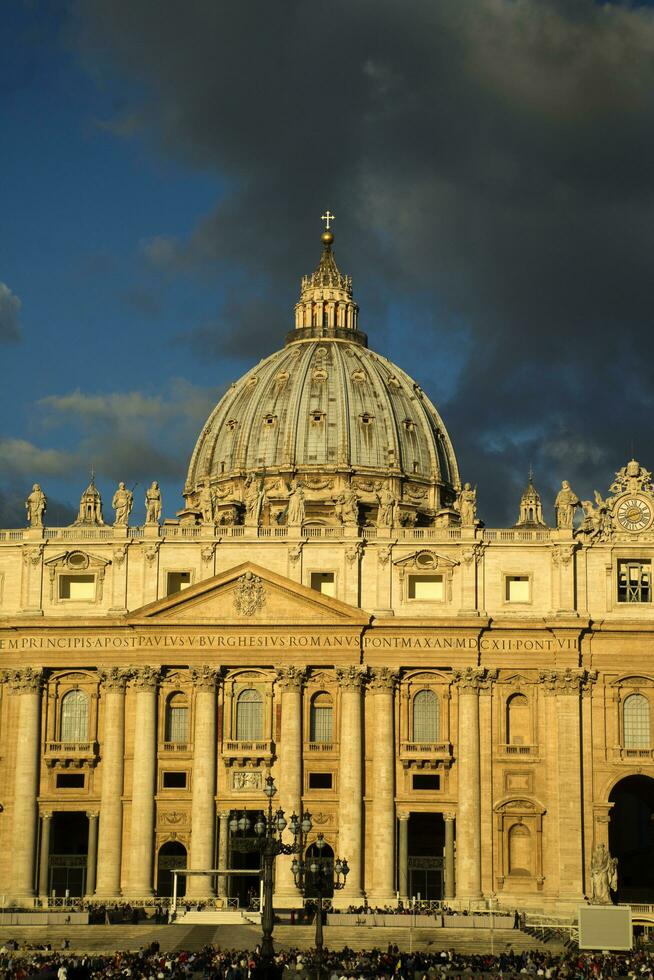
[403,419,416,433]
[226,419,238,432]
[351,369,366,383]
[388,376,401,389]
[263,415,277,427]
[360,413,374,426]
[310,411,325,426]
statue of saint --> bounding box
[555,480,580,530]
[457,483,477,525]
[590,843,617,904]
[198,483,215,525]
[25,484,47,528]
[336,486,359,525]
[244,476,265,526]
[112,482,133,527]
[286,482,305,526]
[377,484,397,527]
[145,481,162,525]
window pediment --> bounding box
[394,550,458,570]
[44,550,111,570]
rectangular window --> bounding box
[56,773,85,789]
[310,572,335,597]
[59,574,95,601]
[408,575,444,601]
[618,561,651,603]
[308,772,333,790]
[505,576,530,603]
[412,774,440,791]
[167,572,192,596]
[162,771,188,789]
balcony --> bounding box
[498,743,538,758]
[44,741,98,768]
[158,741,192,758]
[222,739,274,767]
[400,741,452,769]
[305,742,337,755]
[613,746,654,763]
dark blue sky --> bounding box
[3,0,654,526]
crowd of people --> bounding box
[0,943,651,979]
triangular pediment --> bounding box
[127,561,370,625]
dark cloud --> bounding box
[0,485,75,528]
[71,0,654,523]
[0,283,22,342]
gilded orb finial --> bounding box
[321,229,334,247]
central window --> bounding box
[59,574,95,601]
[618,561,651,603]
[408,574,444,601]
[413,689,440,742]
[309,691,333,743]
[310,572,335,597]
[236,688,263,741]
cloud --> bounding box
[71,0,654,523]
[0,283,22,342]
[0,439,73,478]
[36,379,222,483]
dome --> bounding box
[183,228,460,527]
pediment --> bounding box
[128,561,370,625]
[44,550,110,570]
[394,550,458,570]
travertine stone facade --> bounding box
[0,231,653,913]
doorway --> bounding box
[407,812,444,900]
[157,841,187,897]
[49,812,88,897]
[609,774,654,903]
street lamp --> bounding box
[292,832,349,977]
[229,774,311,972]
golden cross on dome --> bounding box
[321,210,335,230]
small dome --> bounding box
[183,228,460,525]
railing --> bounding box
[45,740,97,759]
[159,742,190,753]
[499,743,537,756]
[0,523,556,544]
[485,528,551,542]
[306,742,336,752]
[223,740,273,758]
[620,747,654,760]
[400,741,452,762]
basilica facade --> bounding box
[0,227,653,914]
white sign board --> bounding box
[578,905,632,951]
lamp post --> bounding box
[292,832,349,978]
[229,774,311,972]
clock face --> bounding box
[616,496,653,532]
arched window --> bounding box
[60,690,89,742]
[623,693,651,748]
[413,689,440,743]
[310,692,333,743]
[165,692,189,744]
[236,688,263,741]
[506,693,530,746]
[508,824,532,876]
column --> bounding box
[124,666,159,897]
[398,813,409,902]
[86,812,99,897]
[217,811,230,900]
[8,668,43,903]
[273,666,305,904]
[95,667,129,897]
[443,812,455,900]
[38,812,53,897]
[453,667,489,901]
[540,668,592,901]
[335,666,366,905]
[369,667,398,905]
[186,666,220,899]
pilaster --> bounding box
[334,666,367,905]
[186,666,220,899]
[273,666,305,903]
[95,667,129,897]
[124,666,159,897]
[368,667,398,905]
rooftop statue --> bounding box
[376,484,397,527]
[456,483,477,526]
[244,476,265,527]
[554,480,580,530]
[286,482,306,527]
[198,482,215,525]
[25,484,47,528]
[112,482,133,527]
[145,482,162,525]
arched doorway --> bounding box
[156,841,187,898]
[609,774,654,902]
[304,840,334,898]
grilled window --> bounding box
[60,690,89,742]
[310,692,333,743]
[236,688,263,741]
[413,689,440,742]
[165,692,189,743]
[618,561,651,603]
[623,693,651,748]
